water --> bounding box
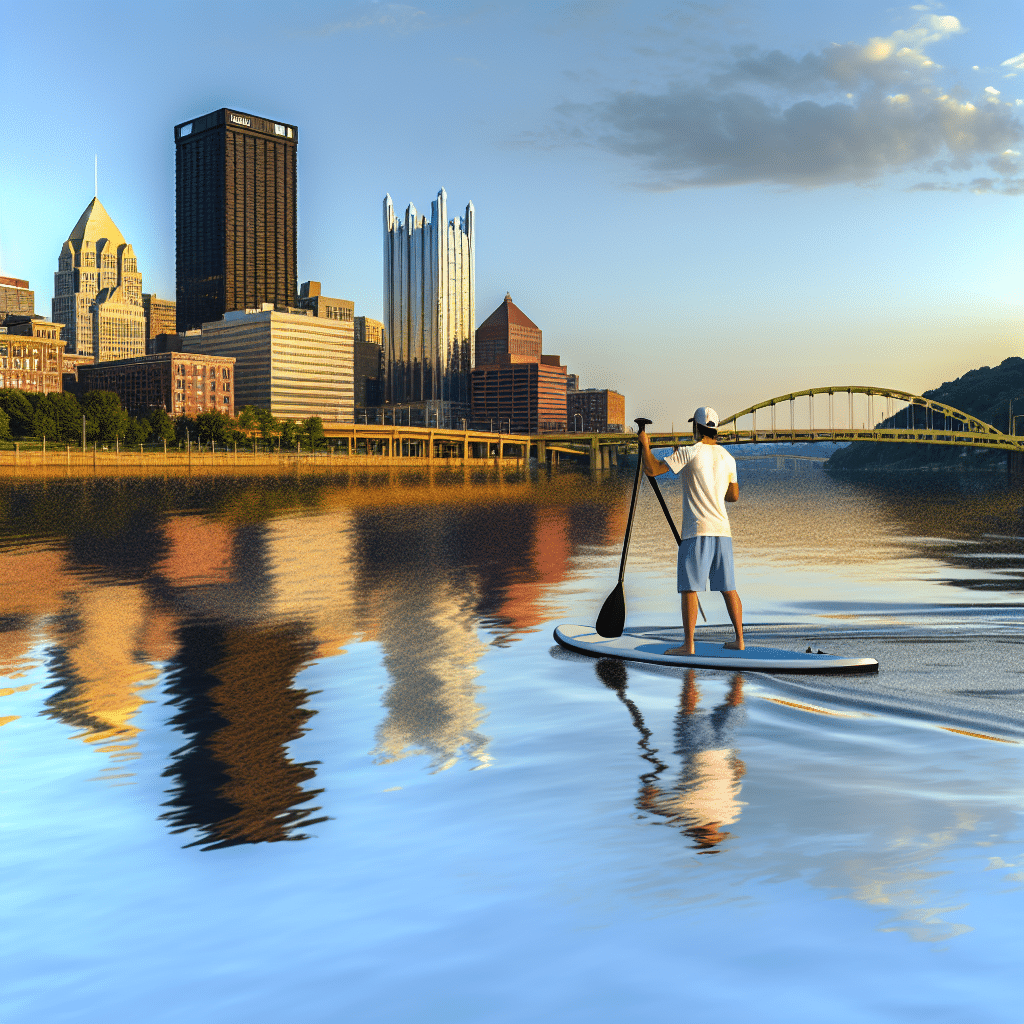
[2,462,1022,1023]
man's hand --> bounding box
[639,429,668,476]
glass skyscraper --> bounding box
[383,189,474,427]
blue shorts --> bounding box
[678,536,736,593]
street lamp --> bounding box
[574,413,582,433]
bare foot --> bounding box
[665,645,695,656]
[722,640,745,650]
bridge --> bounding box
[317,385,1022,469]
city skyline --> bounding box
[1,2,1020,423]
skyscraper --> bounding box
[52,198,145,360]
[383,189,474,427]
[175,108,298,333]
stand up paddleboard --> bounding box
[554,624,878,674]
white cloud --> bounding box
[985,86,1001,95]
[316,3,427,36]
[551,12,1022,192]
[1001,52,1024,69]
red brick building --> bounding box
[471,294,567,433]
[567,388,626,432]
[78,352,235,419]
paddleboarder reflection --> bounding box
[597,661,747,854]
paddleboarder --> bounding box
[639,407,744,655]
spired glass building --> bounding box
[175,108,298,333]
[383,190,474,428]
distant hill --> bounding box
[825,356,1023,474]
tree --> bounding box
[47,392,83,443]
[29,392,82,443]
[148,408,176,444]
[255,407,279,441]
[0,389,35,437]
[81,390,129,444]
[123,416,152,448]
[32,407,58,442]
[302,416,325,449]
[0,406,10,443]
[195,409,232,446]
[279,418,297,449]
[237,405,259,434]
[174,414,197,443]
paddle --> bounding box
[646,470,707,623]
[596,417,651,637]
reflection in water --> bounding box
[161,621,326,851]
[597,661,747,854]
[372,583,492,772]
[44,586,177,780]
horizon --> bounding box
[1,1,1020,424]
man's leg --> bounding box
[667,591,699,656]
[722,590,744,650]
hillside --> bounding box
[825,356,1023,474]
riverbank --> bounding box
[0,446,528,479]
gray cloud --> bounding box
[582,87,1021,189]
[554,13,1024,192]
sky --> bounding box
[1,0,1021,424]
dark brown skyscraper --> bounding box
[174,108,298,333]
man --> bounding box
[639,406,744,655]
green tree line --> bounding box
[0,388,328,451]
[826,356,1024,473]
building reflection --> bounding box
[161,620,326,851]
[371,582,491,772]
[597,660,747,854]
[1,471,626,844]
[44,585,177,776]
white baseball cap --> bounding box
[688,407,719,430]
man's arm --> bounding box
[638,431,670,477]
[724,481,738,502]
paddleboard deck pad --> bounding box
[554,624,878,674]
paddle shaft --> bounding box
[616,419,650,584]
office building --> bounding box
[175,108,298,332]
[0,316,65,393]
[470,295,567,433]
[143,295,177,348]
[354,316,386,348]
[567,388,626,432]
[78,352,235,419]
[296,281,354,324]
[383,189,474,427]
[52,198,145,360]
[185,306,353,423]
[475,292,542,366]
[565,373,579,392]
[0,275,34,316]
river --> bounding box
[2,458,1022,1022]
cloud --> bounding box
[315,3,427,36]
[1001,52,1024,69]
[552,13,1023,192]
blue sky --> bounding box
[1,1,1020,423]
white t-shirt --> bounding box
[662,443,737,539]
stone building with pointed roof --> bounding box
[470,294,568,433]
[52,198,145,361]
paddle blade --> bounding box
[596,582,626,638]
